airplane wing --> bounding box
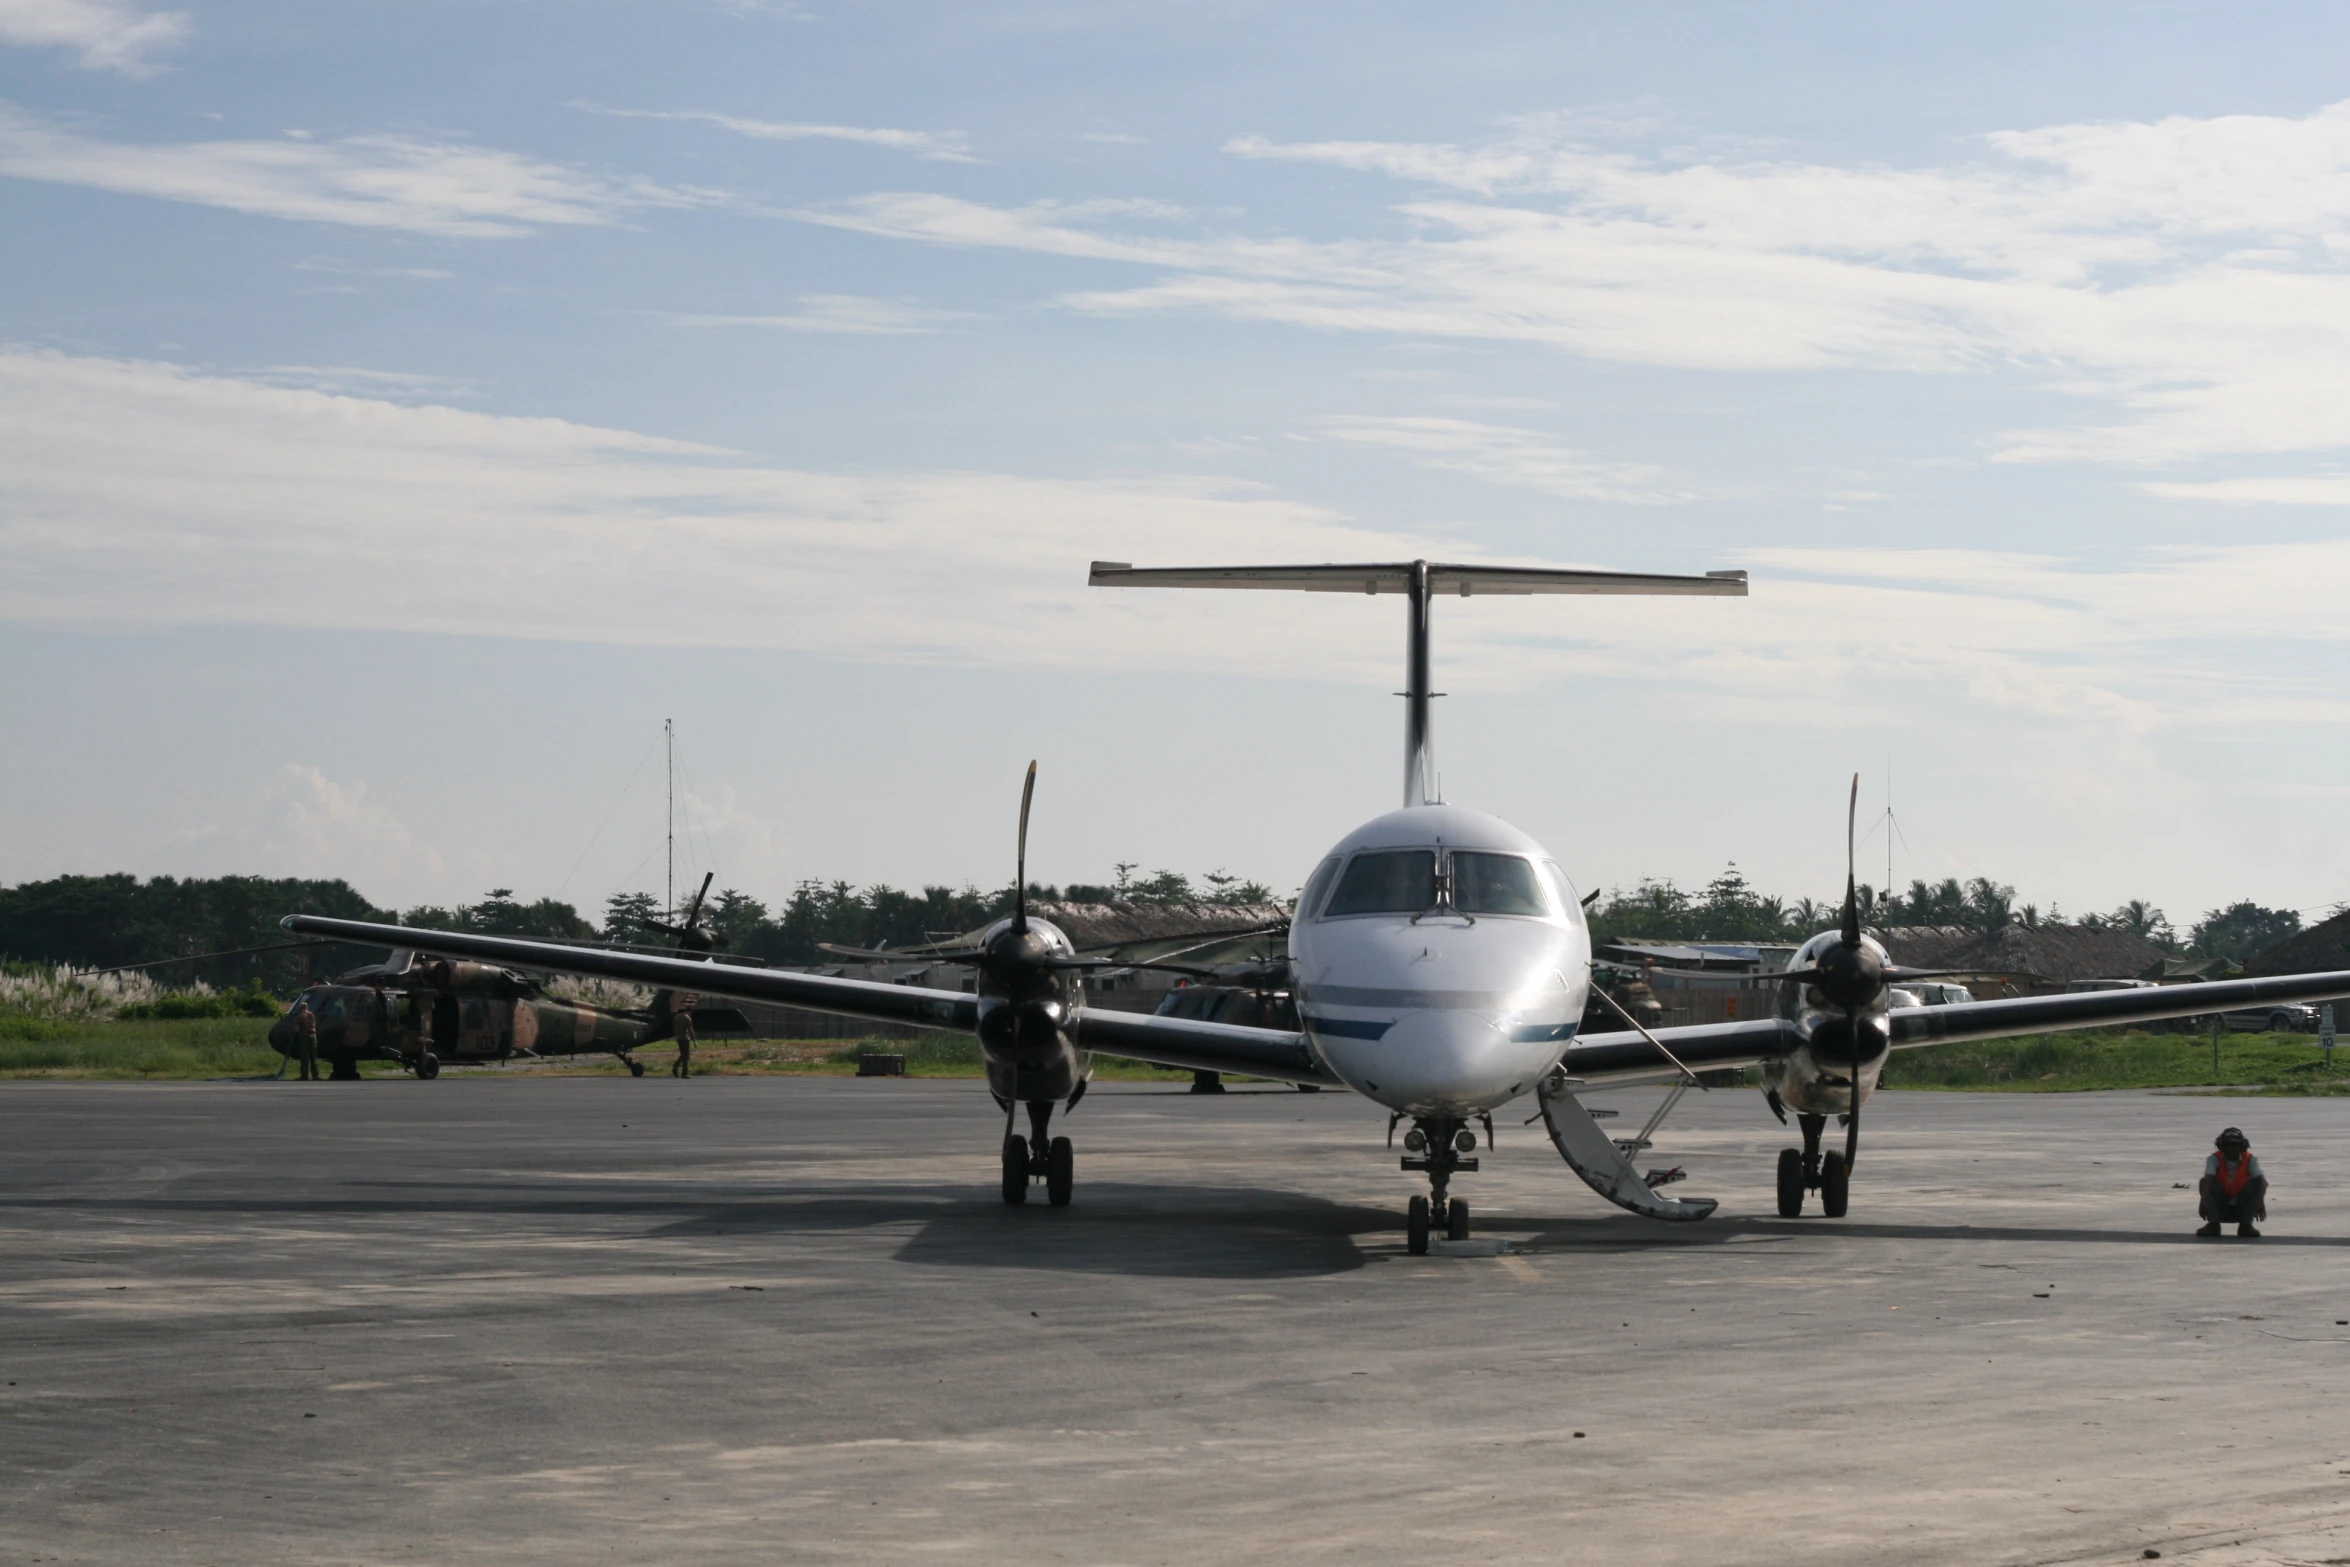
[1563,966,2350,1084]
[281,916,1330,1087]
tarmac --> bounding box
[4,1075,2349,1567]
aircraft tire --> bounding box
[1046,1136,1074,1206]
[1776,1148,1805,1217]
[416,1053,439,1081]
[1406,1195,1430,1255]
[1001,1135,1030,1206]
[627,1059,645,1077]
[1819,1150,1850,1219]
[1446,1199,1470,1242]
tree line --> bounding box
[1585,865,2304,962]
[0,865,1281,992]
[0,862,2308,999]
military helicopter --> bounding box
[268,876,747,1079]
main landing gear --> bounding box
[1401,1115,1486,1253]
[1775,1111,1850,1219]
[1001,1100,1074,1208]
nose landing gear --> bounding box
[1000,1100,1075,1208]
[1775,1112,1851,1218]
[1401,1116,1480,1253]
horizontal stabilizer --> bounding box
[1089,561,1746,597]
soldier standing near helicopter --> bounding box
[289,994,319,1081]
[670,1002,695,1079]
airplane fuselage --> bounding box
[1287,803,1592,1116]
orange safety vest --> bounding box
[2215,1151,2254,1198]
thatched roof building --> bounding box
[2242,910,2350,978]
[1872,923,2174,990]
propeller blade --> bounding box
[1014,760,1037,935]
[683,871,713,930]
[1842,772,1861,946]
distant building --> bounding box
[1874,923,2174,994]
[2240,910,2350,978]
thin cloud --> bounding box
[0,103,715,236]
[669,293,973,334]
[9,348,2350,752]
[588,105,977,163]
[0,0,187,76]
[809,101,2350,467]
[1318,415,1693,503]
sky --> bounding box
[8,1,2350,930]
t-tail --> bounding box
[1089,559,1748,806]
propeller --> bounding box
[647,871,722,956]
[1820,773,1875,1169]
[1014,761,1036,935]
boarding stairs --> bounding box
[1535,1071,1717,1221]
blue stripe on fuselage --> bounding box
[1305,1014,1393,1040]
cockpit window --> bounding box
[1299,857,1342,919]
[1453,852,1549,917]
[1324,850,1436,917]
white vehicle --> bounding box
[2221,1004,2320,1033]
[288,557,2350,1251]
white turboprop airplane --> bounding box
[288,559,2350,1253]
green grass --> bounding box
[35,1016,2332,1093]
[1889,1029,2350,1094]
[0,1015,287,1078]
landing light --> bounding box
[1453,1130,1477,1153]
[1403,1129,1428,1153]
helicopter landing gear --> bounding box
[1402,1116,1478,1253]
[623,1056,645,1077]
[1000,1101,1075,1207]
[1776,1112,1850,1218]
[415,1053,439,1081]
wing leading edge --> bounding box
[1564,966,2350,1084]
[279,916,1328,1086]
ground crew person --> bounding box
[670,1003,695,1079]
[2197,1126,2266,1238]
[290,995,320,1081]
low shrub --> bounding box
[829,1032,984,1067]
[118,989,281,1021]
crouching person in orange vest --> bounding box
[2198,1126,2266,1238]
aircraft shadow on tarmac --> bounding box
[16,1189,2343,1274]
[646,1186,1391,1279]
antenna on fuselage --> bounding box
[1089,558,1749,807]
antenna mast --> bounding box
[665,718,674,923]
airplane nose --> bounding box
[1324,1009,1521,1114]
